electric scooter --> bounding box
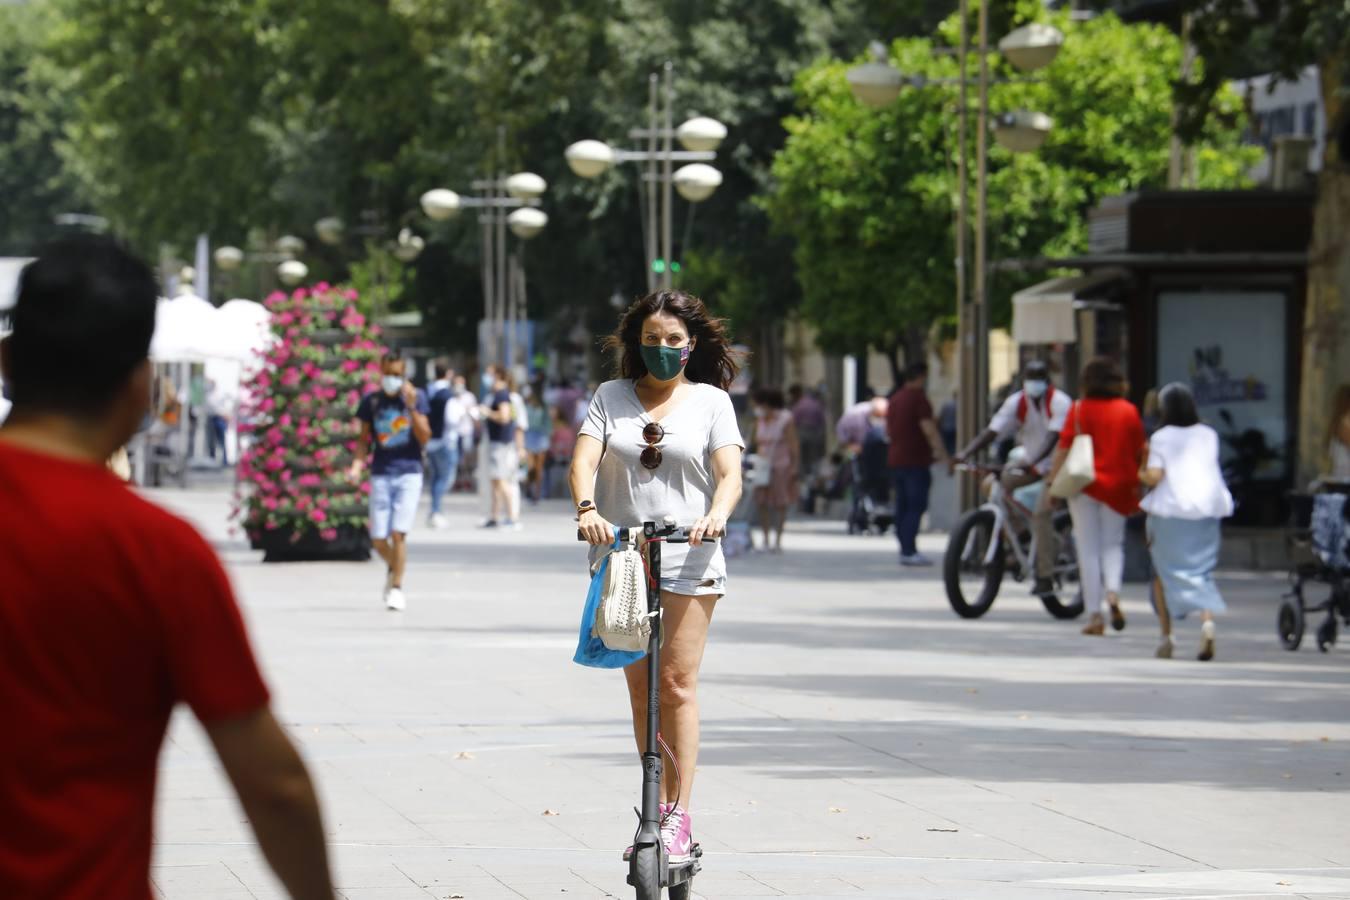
[581,519,705,900]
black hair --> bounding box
[754,386,786,409]
[605,289,740,390]
[381,352,404,370]
[904,361,929,382]
[1157,382,1200,427]
[434,359,452,379]
[5,235,158,417]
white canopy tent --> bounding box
[139,294,272,483]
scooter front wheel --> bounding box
[631,845,661,900]
[669,880,692,900]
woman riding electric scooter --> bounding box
[570,289,743,879]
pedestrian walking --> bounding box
[571,288,744,866]
[751,386,800,553]
[1042,356,1146,636]
[1139,382,1234,660]
[480,365,521,529]
[0,236,334,900]
[425,362,465,529]
[886,362,952,566]
[353,354,431,611]
[524,387,551,503]
[788,384,826,478]
[206,377,232,466]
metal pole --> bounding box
[661,61,675,292]
[956,0,975,511]
[975,0,990,436]
[496,127,508,369]
[481,183,494,366]
[646,74,659,293]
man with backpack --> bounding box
[425,361,468,529]
[955,359,1072,595]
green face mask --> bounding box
[640,343,691,381]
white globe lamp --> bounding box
[676,117,728,152]
[564,140,617,179]
[277,260,309,286]
[998,23,1064,73]
[507,207,549,240]
[314,216,345,246]
[504,172,548,200]
[275,234,306,258]
[420,188,462,221]
[994,110,1053,153]
[213,246,244,271]
[672,164,723,203]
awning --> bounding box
[1011,268,1126,344]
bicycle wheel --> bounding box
[943,509,1005,618]
[631,845,661,900]
[1041,589,1084,619]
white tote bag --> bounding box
[1049,402,1095,499]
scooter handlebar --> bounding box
[575,524,716,544]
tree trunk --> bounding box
[1297,59,1350,485]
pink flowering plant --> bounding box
[231,284,384,545]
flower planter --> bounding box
[232,284,386,561]
[259,524,371,563]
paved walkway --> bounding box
[148,488,1350,900]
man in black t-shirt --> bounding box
[353,354,430,610]
[480,365,519,528]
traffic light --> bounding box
[651,258,682,274]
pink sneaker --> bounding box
[623,803,670,860]
[661,805,692,864]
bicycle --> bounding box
[943,462,1083,619]
[579,519,705,900]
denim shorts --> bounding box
[662,576,725,597]
[370,472,423,539]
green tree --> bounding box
[0,4,88,255]
[764,8,1258,377]
[1168,0,1350,482]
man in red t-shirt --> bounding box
[885,361,952,566]
[0,237,334,900]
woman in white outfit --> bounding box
[570,289,744,866]
[1139,383,1233,660]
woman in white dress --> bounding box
[1139,383,1234,661]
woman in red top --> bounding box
[1042,357,1146,636]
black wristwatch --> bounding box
[576,499,595,516]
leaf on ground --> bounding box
[1281,773,1293,779]
[829,807,846,813]
[1276,880,1291,886]
[966,688,979,694]
[856,834,871,841]
[455,751,475,760]
[448,894,465,898]
[542,808,560,816]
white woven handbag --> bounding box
[594,538,652,651]
[1049,401,1095,499]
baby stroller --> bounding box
[1279,483,1350,652]
[847,428,894,535]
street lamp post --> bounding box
[846,13,1063,510]
[565,62,726,292]
[420,134,548,373]
[313,210,426,323]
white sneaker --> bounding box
[385,587,406,611]
[429,513,449,530]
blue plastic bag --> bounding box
[573,534,647,669]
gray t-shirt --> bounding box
[580,379,744,586]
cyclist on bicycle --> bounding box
[954,359,1071,595]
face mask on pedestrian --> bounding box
[640,342,692,382]
[1024,379,1047,399]
[381,375,403,396]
